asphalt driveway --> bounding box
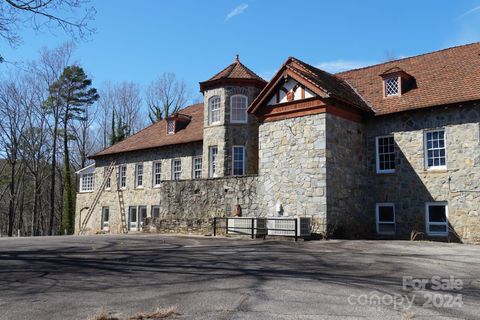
[0,234,479,320]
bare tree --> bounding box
[0,0,96,48]
[146,72,190,123]
[115,81,144,134]
[0,79,29,236]
[97,82,115,149]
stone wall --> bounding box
[365,102,480,242]
[256,113,327,230]
[325,113,370,238]
[75,174,258,235]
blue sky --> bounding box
[2,0,480,102]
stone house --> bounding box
[76,43,480,242]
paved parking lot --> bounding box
[0,234,479,320]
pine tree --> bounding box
[109,109,117,146]
[45,65,99,234]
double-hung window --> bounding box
[103,167,111,190]
[80,173,94,192]
[426,202,448,236]
[376,136,395,173]
[209,96,221,124]
[119,165,127,189]
[209,146,218,178]
[153,161,162,187]
[135,163,143,188]
[172,159,181,180]
[193,157,202,179]
[424,129,446,170]
[375,203,395,234]
[232,146,246,176]
[230,95,248,123]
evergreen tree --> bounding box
[45,65,99,234]
[109,109,117,146]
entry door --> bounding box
[129,206,138,231]
[139,206,147,230]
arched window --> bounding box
[230,95,248,123]
[209,96,221,124]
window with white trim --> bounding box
[167,119,175,134]
[102,207,109,230]
[209,96,221,124]
[103,167,111,190]
[426,202,448,236]
[209,146,218,178]
[193,157,202,179]
[376,203,395,234]
[153,161,161,187]
[376,136,395,173]
[232,146,245,176]
[80,173,94,192]
[425,129,446,169]
[119,165,127,189]
[135,163,143,188]
[230,95,248,123]
[385,76,399,96]
[152,205,160,219]
[172,159,181,180]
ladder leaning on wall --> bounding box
[79,161,116,235]
[117,171,128,234]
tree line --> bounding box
[0,43,192,237]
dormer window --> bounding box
[167,119,175,134]
[385,76,399,97]
[380,67,414,98]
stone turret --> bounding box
[199,55,266,178]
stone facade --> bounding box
[202,86,261,178]
[255,113,327,232]
[325,113,369,238]
[364,102,480,242]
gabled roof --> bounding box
[336,42,480,115]
[249,57,373,114]
[199,55,267,92]
[89,103,203,159]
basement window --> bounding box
[376,203,396,234]
[426,202,448,236]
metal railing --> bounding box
[213,217,299,241]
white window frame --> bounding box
[151,205,160,220]
[209,146,218,178]
[424,129,447,170]
[138,205,147,230]
[153,161,162,187]
[193,156,202,179]
[208,96,221,125]
[135,163,144,188]
[119,165,127,189]
[375,135,396,174]
[425,202,449,236]
[230,95,248,124]
[375,203,396,235]
[232,145,246,176]
[172,159,181,180]
[167,119,175,134]
[103,167,111,190]
[101,206,109,230]
[385,76,399,97]
[80,173,94,193]
[128,206,137,230]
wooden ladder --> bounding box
[117,179,128,234]
[79,161,116,235]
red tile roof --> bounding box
[336,42,480,115]
[90,103,203,158]
[199,55,266,92]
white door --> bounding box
[129,207,137,231]
[139,206,147,230]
